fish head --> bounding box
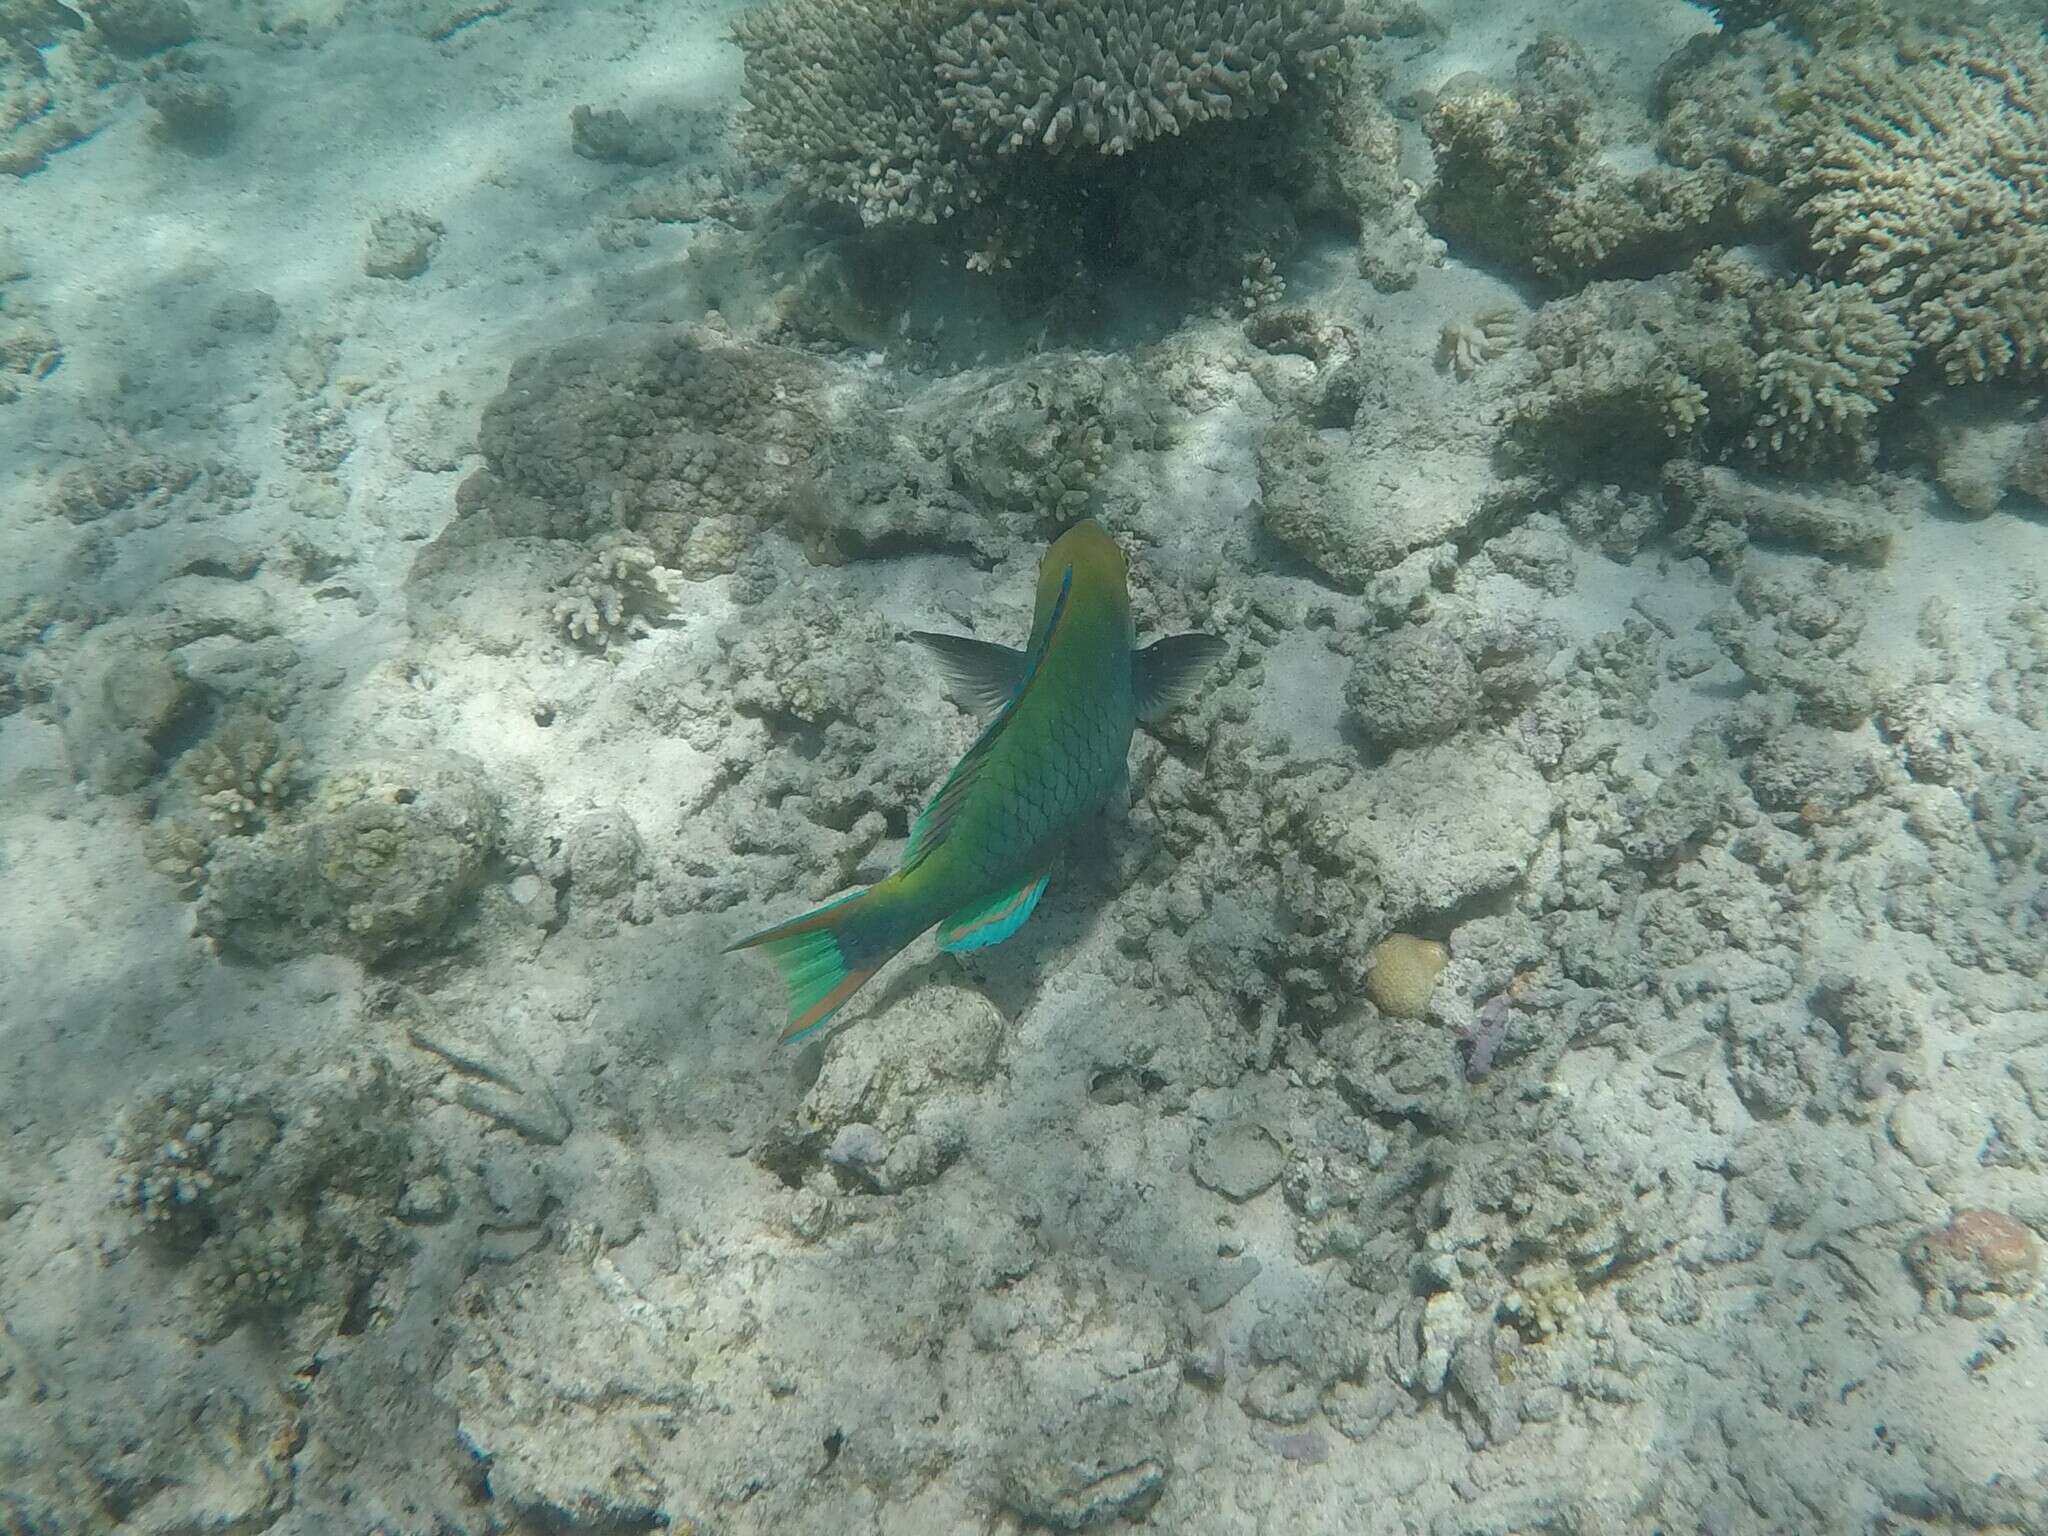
[1042,517,1129,595]
[1030,519,1136,655]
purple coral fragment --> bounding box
[1458,993,1512,1081]
[1268,1429,1331,1465]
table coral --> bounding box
[732,0,1363,227]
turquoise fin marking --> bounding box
[909,631,1028,718]
[903,565,1074,870]
[938,872,1050,953]
[724,888,880,1044]
[1134,632,1227,720]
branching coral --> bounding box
[934,0,1359,159]
[143,817,213,895]
[1788,27,2048,384]
[732,0,1365,227]
[110,1056,417,1337]
[1511,253,1914,482]
[1425,61,1764,287]
[553,537,677,650]
[180,716,298,831]
[1744,276,1911,470]
[1437,307,1517,380]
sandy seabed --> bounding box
[3,0,2046,1530]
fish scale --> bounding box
[727,520,1225,1042]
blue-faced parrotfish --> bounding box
[727,519,1226,1042]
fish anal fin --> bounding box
[938,872,1050,953]
[1135,632,1227,720]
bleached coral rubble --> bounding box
[2,0,2046,1531]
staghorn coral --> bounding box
[732,0,1364,228]
[1788,27,2048,385]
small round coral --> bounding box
[1364,933,1448,1019]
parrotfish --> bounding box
[728,519,1225,1042]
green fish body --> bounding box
[728,520,1224,1041]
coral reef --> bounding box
[55,645,198,791]
[109,1055,417,1337]
[1906,1209,2042,1316]
[1363,932,1448,1018]
[1343,623,1478,750]
[1424,39,1767,287]
[447,321,830,570]
[1258,422,1503,588]
[1509,252,1916,485]
[143,816,213,895]
[1436,307,1516,380]
[144,67,235,149]
[193,751,503,963]
[1788,27,2048,386]
[731,0,1363,227]
[1664,20,2048,390]
[10,0,2048,1529]
[417,323,1174,620]
[1742,274,1911,469]
[77,0,193,56]
[363,207,444,280]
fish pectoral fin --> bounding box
[904,568,1073,871]
[909,631,1029,719]
[1135,631,1228,721]
[937,871,1050,953]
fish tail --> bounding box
[724,882,911,1044]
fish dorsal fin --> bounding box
[909,631,1028,719]
[902,565,1073,869]
[1135,632,1227,720]
[937,870,1049,953]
